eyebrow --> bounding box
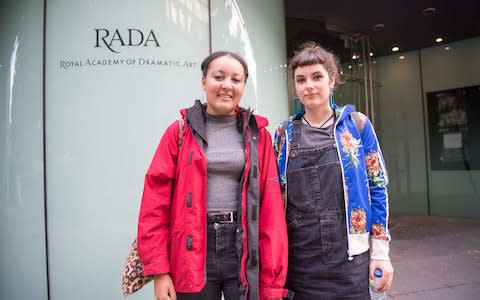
[211,70,242,76]
[306,71,325,77]
[212,71,244,80]
[295,71,323,78]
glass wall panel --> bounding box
[421,37,480,218]
[45,1,209,299]
[210,0,289,130]
[374,51,428,215]
[0,1,48,299]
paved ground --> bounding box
[387,215,480,299]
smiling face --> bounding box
[294,63,335,111]
[202,55,246,116]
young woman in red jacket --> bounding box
[137,51,290,300]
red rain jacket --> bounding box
[137,101,289,299]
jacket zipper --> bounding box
[333,107,354,261]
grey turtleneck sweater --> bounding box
[205,113,245,211]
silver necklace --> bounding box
[302,113,334,129]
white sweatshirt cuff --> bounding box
[370,238,390,261]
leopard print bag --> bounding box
[122,238,154,296]
[122,119,184,296]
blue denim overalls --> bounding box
[285,120,369,300]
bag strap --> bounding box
[351,111,364,136]
[178,119,184,149]
[280,120,288,136]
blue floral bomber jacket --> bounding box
[273,104,391,261]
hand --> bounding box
[370,260,394,292]
[154,273,176,300]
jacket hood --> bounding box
[254,115,268,129]
[179,100,269,129]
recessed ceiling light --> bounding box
[444,46,451,51]
[392,46,399,52]
[435,37,443,43]
[422,7,436,16]
[369,52,374,57]
[372,24,385,32]
[399,55,405,60]
[352,54,357,60]
[348,65,352,69]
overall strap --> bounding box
[290,120,303,150]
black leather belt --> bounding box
[207,211,237,224]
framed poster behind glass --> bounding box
[427,85,480,170]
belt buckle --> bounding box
[219,212,234,224]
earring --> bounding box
[329,91,335,109]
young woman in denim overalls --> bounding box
[274,42,394,299]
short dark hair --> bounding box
[289,41,343,86]
[201,51,249,82]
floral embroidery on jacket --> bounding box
[365,151,385,187]
[350,208,366,233]
[273,127,284,155]
[340,129,361,167]
[372,223,388,240]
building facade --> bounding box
[1,1,479,299]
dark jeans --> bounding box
[177,222,240,300]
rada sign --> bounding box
[94,28,160,53]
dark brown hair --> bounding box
[201,51,249,82]
[289,41,343,86]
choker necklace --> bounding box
[302,113,335,129]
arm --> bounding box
[258,128,290,299]
[137,121,181,276]
[154,274,177,300]
[357,114,391,256]
[358,115,394,291]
